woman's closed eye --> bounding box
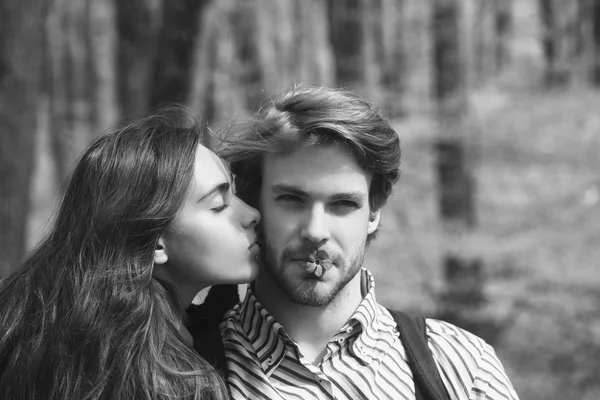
[211,203,229,213]
[210,190,232,213]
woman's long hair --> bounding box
[0,108,227,399]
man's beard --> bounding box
[260,237,366,307]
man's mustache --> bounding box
[281,245,336,264]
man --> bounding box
[211,86,519,399]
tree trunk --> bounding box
[432,0,485,334]
[328,0,364,88]
[538,0,582,86]
[495,0,512,73]
[361,0,384,102]
[47,0,119,183]
[187,0,247,145]
[242,0,334,108]
[150,0,210,108]
[116,0,163,117]
[0,0,45,277]
[188,0,334,131]
[576,0,600,85]
[473,0,512,85]
[328,0,387,103]
[593,0,600,84]
[289,0,335,88]
[380,0,407,117]
[401,0,432,114]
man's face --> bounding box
[258,143,380,306]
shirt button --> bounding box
[266,356,274,365]
[337,336,345,344]
[346,326,353,333]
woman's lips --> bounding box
[248,242,260,254]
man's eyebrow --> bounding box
[330,192,365,203]
[198,182,230,202]
[271,184,307,197]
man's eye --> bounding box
[277,194,302,203]
[333,200,358,209]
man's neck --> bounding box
[254,271,363,365]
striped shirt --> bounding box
[220,269,519,400]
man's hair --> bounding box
[218,85,401,242]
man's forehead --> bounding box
[262,145,372,197]
[264,144,369,174]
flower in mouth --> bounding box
[305,250,333,278]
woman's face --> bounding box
[158,145,260,289]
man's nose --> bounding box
[300,204,330,245]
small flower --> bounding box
[306,261,318,274]
[313,263,324,278]
[320,259,333,271]
[316,250,329,260]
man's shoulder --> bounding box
[423,318,520,400]
[424,318,492,356]
[424,318,491,350]
[423,317,499,380]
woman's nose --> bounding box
[238,196,260,228]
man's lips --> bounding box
[289,250,331,262]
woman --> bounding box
[0,107,260,399]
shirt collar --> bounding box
[237,269,389,372]
[238,287,294,374]
[348,268,380,330]
[343,269,397,364]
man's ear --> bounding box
[367,210,381,235]
[154,237,168,265]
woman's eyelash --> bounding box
[212,204,229,213]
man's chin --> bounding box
[263,257,336,305]
[287,288,334,307]
[279,277,335,305]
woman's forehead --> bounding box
[191,145,230,190]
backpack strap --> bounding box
[388,309,451,400]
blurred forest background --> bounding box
[1,0,600,398]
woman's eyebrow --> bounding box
[198,182,230,202]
